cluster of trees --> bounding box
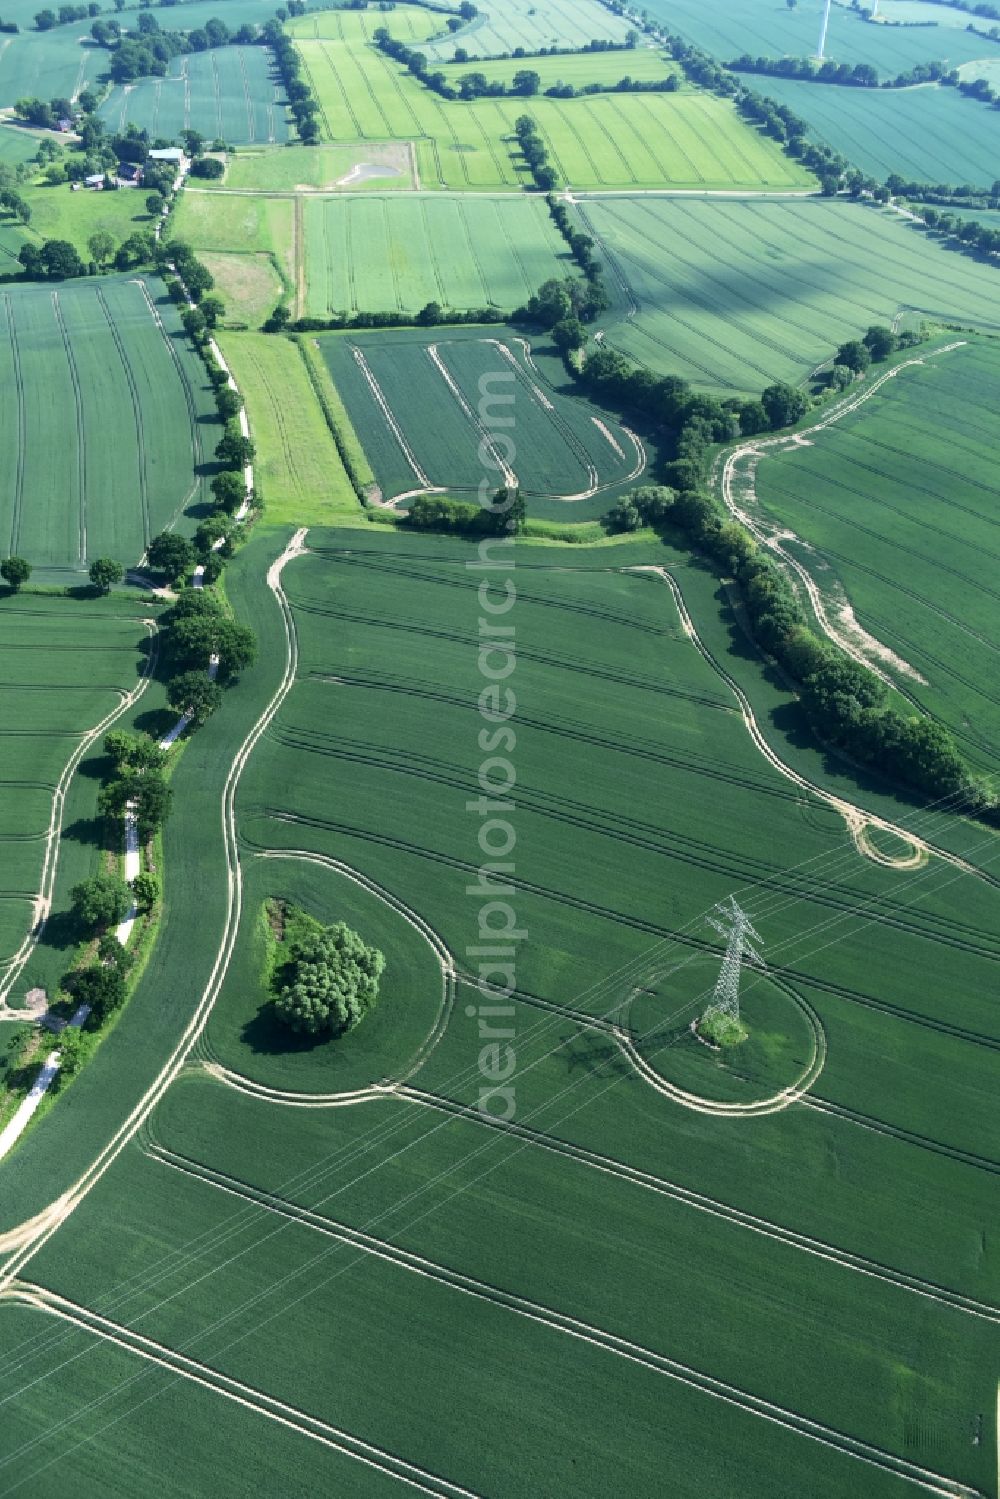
[268,304,507,335]
[406,488,526,537]
[34,4,92,29]
[575,340,808,481]
[514,273,607,352]
[545,195,609,316]
[264,18,319,142]
[602,482,983,807]
[728,53,958,89]
[160,588,257,726]
[513,113,558,190]
[273,922,385,1038]
[89,11,258,85]
[917,205,1000,260]
[432,65,676,103]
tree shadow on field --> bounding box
[61,814,103,846]
[561,1031,633,1083]
[241,1003,329,1057]
[133,706,181,741]
[36,907,83,955]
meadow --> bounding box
[578,195,1000,391]
[0,593,151,1000]
[643,0,997,75]
[754,335,1000,776]
[173,187,295,289]
[2,529,996,1497]
[195,141,414,193]
[217,330,359,524]
[290,6,813,191]
[320,326,645,514]
[739,74,1000,188]
[439,47,680,92]
[98,45,289,146]
[20,178,153,259]
[302,193,574,319]
[0,275,216,574]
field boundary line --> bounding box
[140,1142,992,1498]
[2,1282,481,1499]
[398,1087,1000,1325]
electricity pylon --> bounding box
[702,897,763,1028]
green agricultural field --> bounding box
[5,529,997,1497]
[578,195,1000,391]
[303,193,575,318]
[196,141,414,193]
[0,275,216,573]
[291,6,813,191]
[98,45,290,146]
[737,74,1000,188]
[439,46,680,92]
[320,325,647,515]
[753,335,1000,774]
[0,24,103,111]
[421,0,635,60]
[217,331,359,525]
[0,592,152,1002]
[0,123,46,166]
[644,0,997,75]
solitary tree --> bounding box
[835,338,871,374]
[145,191,164,218]
[131,872,159,911]
[104,730,166,771]
[863,324,896,362]
[1,556,31,592]
[274,924,385,1037]
[215,426,254,468]
[147,531,195,583]
[87,230,116,268]
[89,557,123,593]
[70,872,132,931]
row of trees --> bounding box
[917,204,1000,258]
[264,301,506,334]
[452,34,636,66]
[513,113,558,191]
[406,488,526,537]
[600,480,983,809]
[264,18,319,143]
